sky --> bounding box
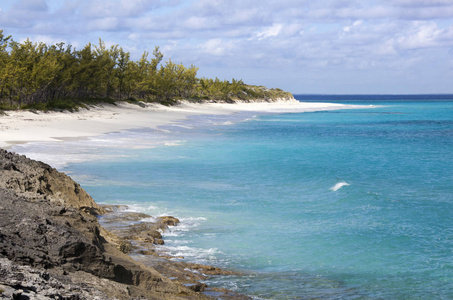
[1,0,453,94]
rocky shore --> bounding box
[0,149,249,299]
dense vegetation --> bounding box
[0,31,292,110]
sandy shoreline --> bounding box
[0,99,369,299]
[0,99,365,150]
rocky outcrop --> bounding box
[0,149,103,214]
[0,150,250,299]
[158,216,181,227]
[0,257,114,299]
[98,206,248,299]
[0,188,194,299]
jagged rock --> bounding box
[0,188,181,294]
[0,150,250,299]
[179,262,238,276]
[0,257,111,299]
[0,149,104,214]
[100,205,152,222]
[154,239,165,245]
[137,249,156,256]
[158,216,180,227]
[99,226,133,254]
[188,282,208,292]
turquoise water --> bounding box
[14,96,453,299]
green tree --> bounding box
[0,30,12,106]
[73,43,100,98]
[115,47,130,100]
[94,39,119,98]
[0,31,289,109]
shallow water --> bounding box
[12,95,453,299]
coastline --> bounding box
[0,99,363,150]
[0,99,370,299]
[0,149,250,299]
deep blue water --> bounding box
[13,95,453,299]
[296,94,453,103]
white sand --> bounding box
[0,99,364,149]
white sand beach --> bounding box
[0,99,360,149]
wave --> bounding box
[212,120,236,126]
[330,181,350,191]
[164,140,185,146]
[157,244,222,263]
[154,216,220,264]
[170,124,194,129]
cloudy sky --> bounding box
[1,0,453,94]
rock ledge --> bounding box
[0,150,250,299]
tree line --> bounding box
[0,30,292,110]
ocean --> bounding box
[12,95,453,299]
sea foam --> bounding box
[330,181,350,191]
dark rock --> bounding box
[158,216,180,227]
[154,239,165,245]
[0,150,250,299]
[0,149,104,215]
[138,249,156,255]
[0,187,204,299]
[189,282,208,292]
[0,257,110,299]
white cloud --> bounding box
[226,8,261,25]
[376,39,398,56]
[28,34,68,46]
[15,0,48,12]
[199,38,235,56]
[1,0,452,93]
[80,0,159,18]
[161,40,179,56]
[394,0,453,7]
[256,24,283,40]
[87,17,121,31]
[184,16,211,30]
[343,20,364,32]
[397,22,443,49]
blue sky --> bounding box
[1,0,453,94]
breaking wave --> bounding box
[330,181,350,191]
